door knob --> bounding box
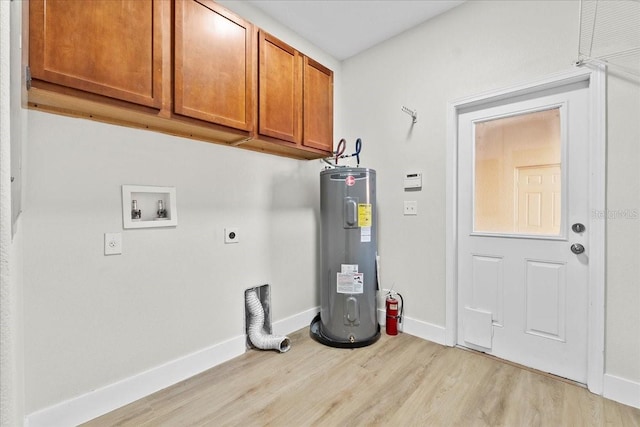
[571,243,585,254]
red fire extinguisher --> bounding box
[385,292,403,335]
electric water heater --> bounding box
[310,167,380,347]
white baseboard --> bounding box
[603,373,640,409]
[25,307,318,427]
[273,306,319,336]
[401,315,447,345]
[377,309,446,345]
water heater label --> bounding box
[337,272,364,294]
[341,264,358,273]
[358,204,372,227]
[361,226,371,242]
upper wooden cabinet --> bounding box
[303,57,334,153]
[258,32,303,144]
[257,31,333,154]
[29,0,163,109]
[174,0,255,132]
[26,1,333,159]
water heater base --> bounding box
[309,313,380,348]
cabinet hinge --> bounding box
[25,66,31,90]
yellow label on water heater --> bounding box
[358,204,372,227]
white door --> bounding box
[457,82,590,383]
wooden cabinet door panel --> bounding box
[29,0,163,109]
[258,31,303,144]
[303,57,333,152]
[175,0,254,132]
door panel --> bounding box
[258,31,303,143]
[457,83,589,383]
[30,0,163,108]
[174,0,254,131]
[303,57,334,152]
[525,259,566,341]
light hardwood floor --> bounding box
[83,328,640,426]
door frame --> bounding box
[445,66,606,394]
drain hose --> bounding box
[246,289,291,353]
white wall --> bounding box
[23,113,320,412]
[20,2,341,415]
[340,0,639,384]
[1,0,26,425]
[1,1,16,424]
[605,69,640,382]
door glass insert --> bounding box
[474,108,562,236]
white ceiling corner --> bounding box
[245,0,466,60]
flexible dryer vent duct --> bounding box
[246,289,291,353]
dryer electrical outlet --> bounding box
[225,227,239,244]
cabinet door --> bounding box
[175,0,254,132]
[29,0,163,109]
[258,31,303,144]
[303,57,333,152]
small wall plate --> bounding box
[225,227,239,243]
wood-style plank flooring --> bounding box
[83,328,640,426]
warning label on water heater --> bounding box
[337,271,364,294]
[358,204,372,227]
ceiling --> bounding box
[245,0,466,60]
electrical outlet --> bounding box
[225,227,239,244]
[104,233,122,255]
[404,201,418,216]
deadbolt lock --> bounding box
[572,223,585,233]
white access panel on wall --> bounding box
[122,185,177,229]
